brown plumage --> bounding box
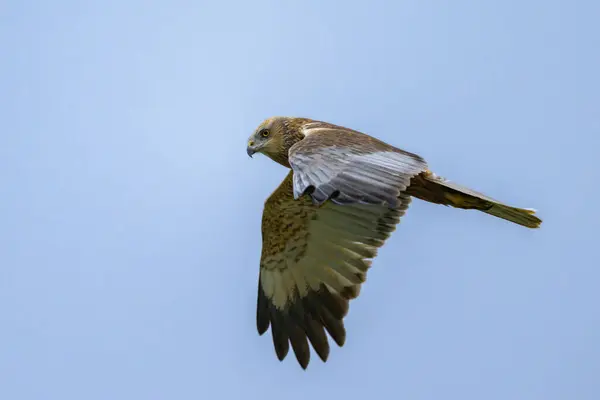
[247,116,542,369]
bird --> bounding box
[246,116,541,369]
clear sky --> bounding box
[1,1,598,399]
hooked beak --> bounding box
[247,140,257,157]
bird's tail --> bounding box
[407,171,542,229]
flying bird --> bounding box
[247,116,541,369]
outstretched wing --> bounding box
[257,171,413,369]
[288,120,428,207]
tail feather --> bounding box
[407,171,542,229]
[481,204,541,229]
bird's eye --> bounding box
[261,129,270,138]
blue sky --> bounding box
[1,1,598,399]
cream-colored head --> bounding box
[246,117,284,157]
[247,116,308,167]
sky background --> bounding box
[1,1,598,399]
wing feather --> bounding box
[289,123,428,207]
[257,171,412,368]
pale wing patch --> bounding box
[261,200,401,308]
[290,146,427,207]
[301,123,338,137]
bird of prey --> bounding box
[246,116,541,369]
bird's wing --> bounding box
[258,171,412,369]
[288,121,428,207]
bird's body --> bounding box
[247,116,541,369]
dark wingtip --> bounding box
[256,275,270,335]
[258,278,351,369]
[303,185,315,196]
[270,307,290,361]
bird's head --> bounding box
[247,117,308,167]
